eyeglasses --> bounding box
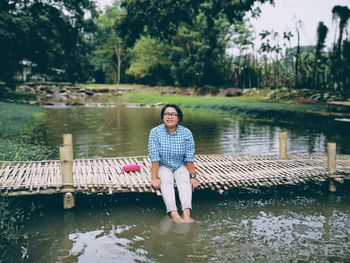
[164,112,178,118]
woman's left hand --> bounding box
[190,178,199,190]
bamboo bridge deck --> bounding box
[1,154,349,196]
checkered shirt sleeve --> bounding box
[148,127,161,163]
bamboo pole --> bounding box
[327,143,336,192]
[63,133,73,160]
[59,146,73,187]
[60,133,75,208]
[279,132,287,159]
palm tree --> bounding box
[259,30,281,97]
[295,20,303,88]
[259,30,272,88]
[332,5,350,56]
[283,31,294,94]
[312,22,328,90]
[331,5,350,91]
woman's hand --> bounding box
[190,178,199,190]
[151,178,161,190]
[150,162,160,190]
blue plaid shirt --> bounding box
[148,124,195,171]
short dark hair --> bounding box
[161,104,183,122]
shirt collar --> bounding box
[162,123,180,135]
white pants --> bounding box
[158,165,192,214]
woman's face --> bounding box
[163,107,179,129]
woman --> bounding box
[148,104,199,223]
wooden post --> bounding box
[279,132,287,159]
[327,142,336,192]
[60,133,75,208]
[63,192,75,209]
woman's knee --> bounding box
[174,166,190,184]
[158,166,175,184]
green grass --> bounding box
[0,197,41,261]
[121,90,332,114]
[0,139,52,161]
[0,102,51,260]
[0,102,44,137]
[0,102,53,161]
[117,86,350,124]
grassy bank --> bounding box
[8,82,350,121]
[119,86,350,123]
[0,102,53,260]
[0,102,52,161]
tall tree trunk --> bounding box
[295,25,301,88]
[115,44,122,84]
[264,57,268,88]
[313,22,328,90]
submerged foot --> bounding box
[169,211,185,224]
[182,215,195,223]
[182,208,196,223]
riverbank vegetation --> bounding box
[0,102,52,161]
[119,86,350,123]
[0,102,52,260]
[8,82,350,123]
[1,1,349,100]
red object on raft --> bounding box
[122,164,141,173]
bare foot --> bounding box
[169,211,185,224]
[183,215,195,223]
[182,208,196,223]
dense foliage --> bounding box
[117,0,273,87]
[90,2,126,83]
[0,0,97,83]
[0,0,349,97]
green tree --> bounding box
[170,14,231,87]
[230,20,255,88]
[91,2,126,83]
[312,22,328,90]
[127,36,174,85]
[342,40,350,96]
[117,0,273,87]
[332,5,350,57]
[0,1,26,81]
[294,19,303,88]
[0,0,97,83]
[259,30,282,91]
[331,5,350,92]
[282,31,294,91]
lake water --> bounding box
[7,105,350,262]
[43,106,350,158]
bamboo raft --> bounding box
[1,154,349,197]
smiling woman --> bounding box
[148,104,199,224]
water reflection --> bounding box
[43,106,350,158]
[22,186,350,263]
[220,120,330,155]
[146,217,197,262]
